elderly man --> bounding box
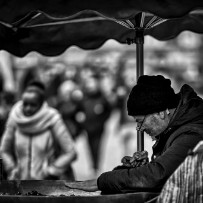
[66,75,203,194]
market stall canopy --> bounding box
[0,0,203,56]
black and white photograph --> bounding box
[0,1,203,202]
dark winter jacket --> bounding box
[97,85,203,194]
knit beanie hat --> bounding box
[127,75,179,116]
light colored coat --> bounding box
[0,101,76,180]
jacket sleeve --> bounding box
[97,132,202,194]
[0,116,17,173]
[47,112,77,176]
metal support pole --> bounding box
[136,29,144,151]
[0,158,3,181]
[126,28,145,151]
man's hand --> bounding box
[121,156,132,167]
[65,179,98,192]
[121,151,149,167]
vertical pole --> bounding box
[0,158,3,181]
[136,29,144,151]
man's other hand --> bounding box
[65,179,98,192]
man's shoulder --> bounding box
[167,124,203,146]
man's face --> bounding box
[133,112,168,140]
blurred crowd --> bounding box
[0,55,144,180]
[1,32,203,180]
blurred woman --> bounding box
[0,80,77,180]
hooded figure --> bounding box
[0,80,77,180]
[97,75,203,193]
[65,75,203,194]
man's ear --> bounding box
[166,109,170,115]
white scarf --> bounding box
[10,101,58,134]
